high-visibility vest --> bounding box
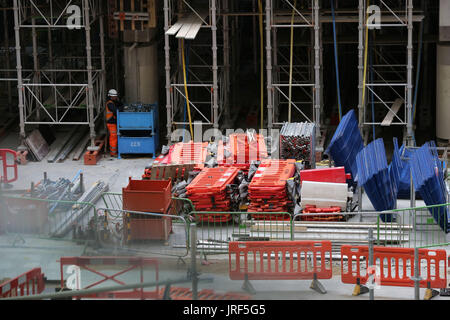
[106,100,115,121]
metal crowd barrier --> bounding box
[0,194,98,243]
[96,207,190,259]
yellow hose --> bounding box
[288,0,297,123]
[181,39,194,139]
[362,0,370,109]
[258,0,264,130]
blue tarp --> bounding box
[410,142,450,233]
[326,110,364,183]
[356,139,397,222]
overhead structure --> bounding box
[12,0,106,148]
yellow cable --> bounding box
[362,0,370,109]
[288,0,297,123]
[258,0,264,130]
[181,39,194,139]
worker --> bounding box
[105,89,124,157]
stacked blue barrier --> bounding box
[326,110,364,184]
[356,139,398,222]
[410,142,449,233]
[389,138,418,199]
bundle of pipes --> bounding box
[123,104,155,113]
[280,122,315,167]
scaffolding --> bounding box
[358,0,422,146]
[12,0,106,147]
[266,0,322,134]
[164,0,223,141]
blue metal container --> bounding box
[117,136,156,159]
[117,103,159,158]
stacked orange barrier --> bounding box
[217,133,268,172]
[247,159,295,220]
[301,205,344,221]
[186,167,239,222]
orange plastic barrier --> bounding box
[229,241,333,280]
[341,246,447,289]
[0,268,45,298]
[0,149,18,184]
[59,256,159,299]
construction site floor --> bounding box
[1,129,450,300]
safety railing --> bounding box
[381,203,450,249]
[96,207,190,258]
[193,212,294,255]
[0,194,98,243]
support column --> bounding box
[32,16,40,121]
[314,0,321,135]
[84,0,96,147]
[223,0,230,120]
[4,9,12,114]
[13,0,26,144]
[100,14,107,115]
[358,0,364,135]
[164,0,173,141]
[406,0,414,146]
[265,0,273,131]
[211,0,219,129]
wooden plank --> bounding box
[72,134,90,161]
[120,0,124,31]
[24,129,49,162]
[147,0,157,28]
[381,98,403,127]
[166,21,184,35]
[56,128,87,163]
[47,127,78,163]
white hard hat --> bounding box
[108,89,118,97]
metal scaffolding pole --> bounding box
[265,0,273,131]
[406,0,414,146]
[314,0,321,135]
[13,0,25,144]
[4,8,12,113]
[211,0,219,129]
[223,0,230,120]
[358,0,364,134]
[164,0,173,141]
[84,0,96,148]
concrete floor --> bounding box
[1,128,450,300]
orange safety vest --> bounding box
[106,100,115,121]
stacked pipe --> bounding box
[247,159,296,220]
[186,167,239,223]
[410,141,450,233]
[280,122,316,167]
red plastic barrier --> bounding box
[59,256,159,299]
[229,241,333,280]
[217,133,268,168]
[0,268,45,298]
[248,160,296,215]
[341,246,447,289]
[0,149,18,184]
[300,167,350,185]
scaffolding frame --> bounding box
[13,0,106,147]
[358,0,417,146]
[164,0,223,141]
[267,0,322,133]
